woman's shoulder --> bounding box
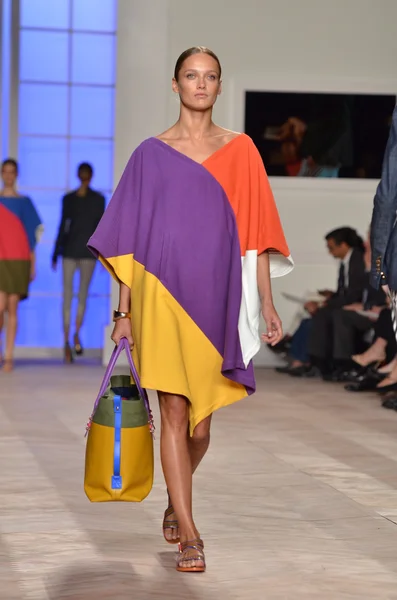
[213,131,261,163]
[152,127,248,144]
[215,127,241,140]
[129,130,256,159]
[12,194,35,204]
[0,193,30,200]
[0,195,37,218]
[212,127,253,140]
[214,129,258,156]
[6,194,35,207]
[127,137,160,158]
[19,195,36,208]
[153,126,174,143]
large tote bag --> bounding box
[84,337,155,502]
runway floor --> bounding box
[2,359,397,599]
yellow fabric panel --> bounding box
[84,421,154,502]
[98,252,248,435]
[99,254,134,288]
[133,260,248,434]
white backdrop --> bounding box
[106,0,397,366]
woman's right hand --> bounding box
[111,318,134,350]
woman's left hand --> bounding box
[261,302,283,346]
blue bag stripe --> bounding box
[111,395,122,490]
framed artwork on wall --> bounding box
[245,91,395,179]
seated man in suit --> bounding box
[276,227,366,377]
[331,230,387,374]
[307,227,367,377]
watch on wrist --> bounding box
[113,310,131,321]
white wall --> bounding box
[167,0,397,86]
[108,0,397,365]
[103,0,169,363]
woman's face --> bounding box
[1,163,17,188]
[172,53,222,111]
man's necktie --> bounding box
[337,262,345,295]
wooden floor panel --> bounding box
[1,360,397,599]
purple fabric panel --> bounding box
[88,138,255,393]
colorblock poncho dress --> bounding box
[88,134,293,434]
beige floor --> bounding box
[1,360,397,599]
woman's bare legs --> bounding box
[159,391,211,568]
[352,337,387,367]
[3,294,19,371]
[378,355,397,374]
[188,414,212,473]
[377,359,397,388]
[163,405,211,542]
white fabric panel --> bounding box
[239,251,294,367]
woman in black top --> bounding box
[52,163,105,363]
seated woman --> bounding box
[351,308,396,370]
[375,354,397,393]
[345,308,396,391]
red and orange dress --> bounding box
[0,196,42,299]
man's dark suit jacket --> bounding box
[326,248,366,309]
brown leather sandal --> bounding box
[162,505,180,544]
[176,538,206,573]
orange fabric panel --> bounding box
[204,134,290,257]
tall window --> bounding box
[13,0,116,348]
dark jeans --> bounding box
[290,318,312,362]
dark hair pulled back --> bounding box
[325,226,365,253]
[174,46,222,81]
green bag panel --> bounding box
[108,375,139,398]
[93,377,148,428]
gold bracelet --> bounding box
[113,310,131,321]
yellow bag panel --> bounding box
[84,421,154,502]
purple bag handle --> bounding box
[86,337,154,436]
